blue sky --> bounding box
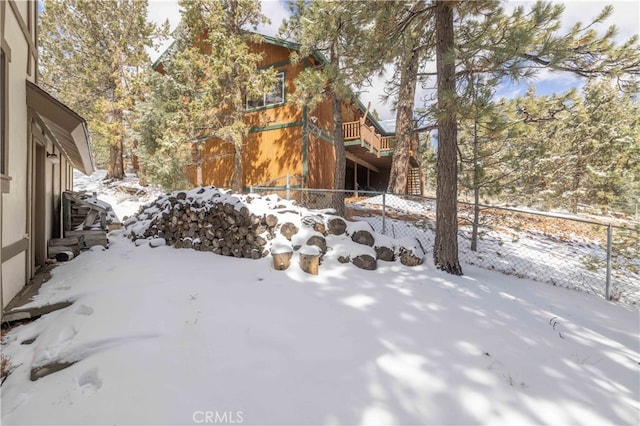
[147,0,639,131]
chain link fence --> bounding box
[249,186,639,306]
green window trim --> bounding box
[245,70,286,112]
[248,120,304,133]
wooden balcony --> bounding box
[343,120,393,158]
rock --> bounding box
[327,217,347,235]
[352,254,377,270]
[375,246,395,261]
[176,191,187,200]
[352,230,375,247]
[338,255,350,264]
[280,222,299,240]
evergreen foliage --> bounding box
[137,0,277,191]
[281,0,378,215]
[39,0,167,179]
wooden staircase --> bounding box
[406,167,423,196]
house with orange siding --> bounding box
[153,34,423,195]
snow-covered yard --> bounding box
[1,173,639,425]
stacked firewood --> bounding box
[127,190,276,259]
[125,188,426,273]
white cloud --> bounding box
[258,0,291,37]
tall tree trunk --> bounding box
[332,92,346,217]
[330,39,346,217]
[131,139,140,173]
[232,141,243,193]
[434,1,462,275]
[471,120,480,252]
[571,147,584,214]
[387,34,420,194]
[107,109,125,179]
[195,142,203,187]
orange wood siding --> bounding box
[244,126,303,186]
[160,37,393,191]
[199,139,234,187]
[252,41,292,67]
[307,133,335,189]
[195,125,304,188]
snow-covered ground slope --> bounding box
[347,194,640,305]
[1,171,638,425]
[72,169,165,221]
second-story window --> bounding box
[246,71,285,110]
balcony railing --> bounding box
[343,120,393,157]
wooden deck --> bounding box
[342,120,394,158]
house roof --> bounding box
[152,31,394,136]
[26,80,95,175]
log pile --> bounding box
[126,190,273,259]
[125,187,426,272]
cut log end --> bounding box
[299,252,320,275]
[272,251,293,271]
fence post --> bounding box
[286,174,290,200]
[382,191,387,235]
[605,224,612,301]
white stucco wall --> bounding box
[2,1,35,308]
[2,10,29,246]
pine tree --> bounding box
[39,0,167,179]
[433,0,462,274]
[162,0,278,192]
[281,0,377,215]
[134,69,193,190]
[430,1,639,274]
[382,1,435,195]
[505,80,640,213]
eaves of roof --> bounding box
[26,81,95,175]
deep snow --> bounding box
[1,172,638,425]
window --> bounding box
[246,71,285,110]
